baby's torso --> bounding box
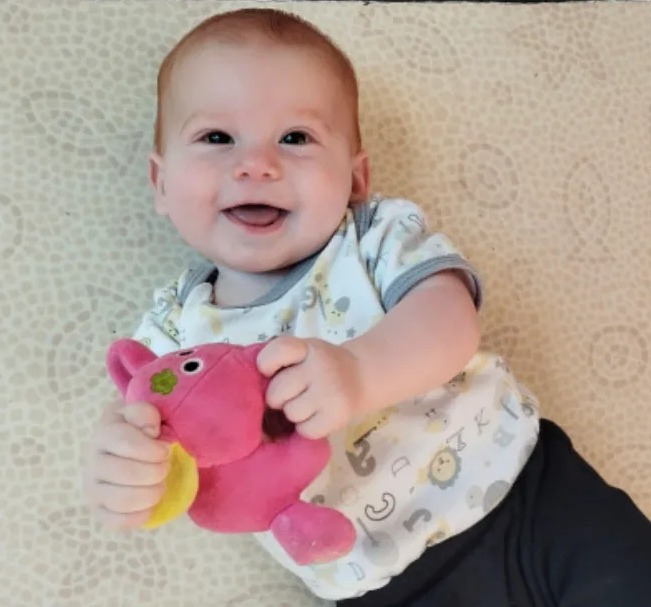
[134,198,540,600]
[155,244,538,600]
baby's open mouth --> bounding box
[225,203,288,228]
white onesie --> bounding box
[133,195,540,601]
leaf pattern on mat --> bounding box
[508,8,606,90]
[562,158,612,262]
[24,89,146,175]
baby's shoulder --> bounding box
[148,262,215,309]
[348,194,427,236]
[174,263,216,305]
[357,193,424,214]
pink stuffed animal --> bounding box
[106,338,356,565]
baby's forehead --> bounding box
[170,38,342,88]
[164,41,347,118]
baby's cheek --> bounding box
[171,158,223,198]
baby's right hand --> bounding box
[83,400,171,529]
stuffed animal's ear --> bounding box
[106,339,158,396]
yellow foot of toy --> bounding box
[143,442,199,529]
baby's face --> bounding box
[150,42,369,274]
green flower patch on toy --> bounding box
[151,369,178,395]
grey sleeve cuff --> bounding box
[382,254,483,310]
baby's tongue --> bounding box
[228,204,282,226]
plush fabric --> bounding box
[1,1,649,605]
[106,339,356,565]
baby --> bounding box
[84,8,651,607]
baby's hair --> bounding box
[153,8,361,154]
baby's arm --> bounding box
[343,270,480,414]
[258,270,480,439]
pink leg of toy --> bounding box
[270,500,356,566]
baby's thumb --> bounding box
[120,402,161,438]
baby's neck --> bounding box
[212,265,289,308]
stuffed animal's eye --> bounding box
[177,349,194,357]
[181,359,204,374]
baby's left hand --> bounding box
[257,336,367,439]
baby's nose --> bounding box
[232,146,282,181]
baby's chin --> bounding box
[224,251,320,275]
[200,232,332,275]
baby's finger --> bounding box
[296,413,328,441]
[93,482,166,514]
[93,505,153,530]
[120,402,162,438]
[256,336,309,378]
[97,422,170,463]
[266,365,308,410]
[95,453,170,487]
[282,393,317,424]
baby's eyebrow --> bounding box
[293,109,332,133]
[180,110,231,133]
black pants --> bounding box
[338,420,651,607]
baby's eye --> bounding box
[201,131,234,145]
[280,131,310,145]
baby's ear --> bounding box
[106,339,158,396]
[149,153,168,216]
[350,150,371,204]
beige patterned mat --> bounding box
[1,1,650,605]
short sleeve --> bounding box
[131,271,189,356]
[356,197,483,310]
